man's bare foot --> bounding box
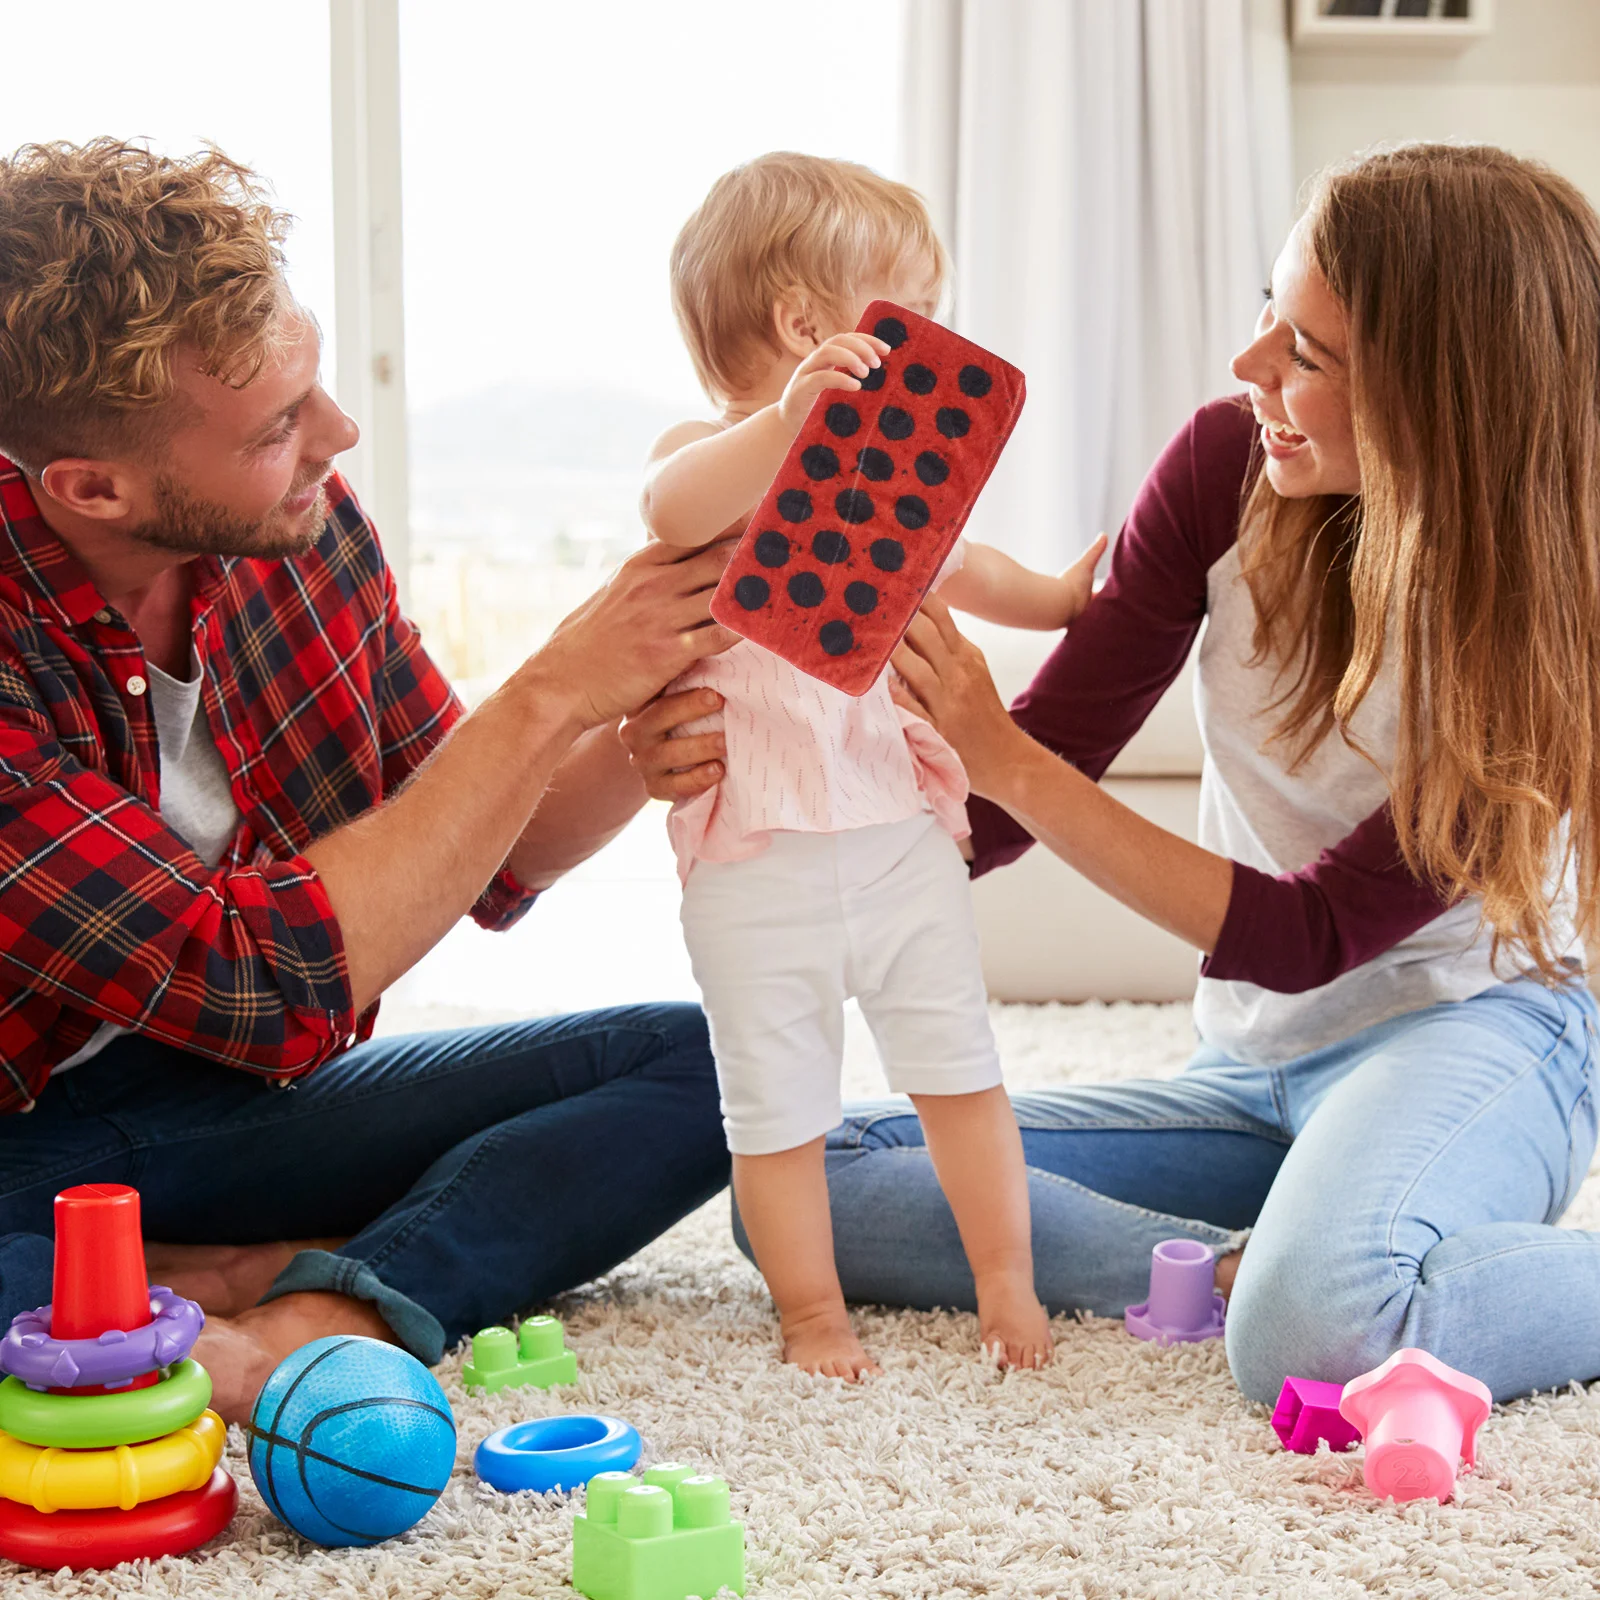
[976,1271,1052,1369]
[780,1305,881,1380]
[145,1239,349,1317]
[193,1290,396,1425]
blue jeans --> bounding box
[0,1004,727,1363]
[821,979,1600,1403]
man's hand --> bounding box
[531,540,738,729]
[619,688,727,801]
[777,333,891,430]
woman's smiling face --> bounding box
[1230,221,1362,499]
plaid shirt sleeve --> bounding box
[0,648,356,1091]
[370,557,539,934]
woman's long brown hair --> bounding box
[1240,144,1600,978]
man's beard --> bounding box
[133,469,330,559]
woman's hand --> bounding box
[890,595,1033,799]
[619,688,727,801]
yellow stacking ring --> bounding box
[0,1408,225,1512]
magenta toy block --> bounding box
[1338,1347,1492,1503]
[1124,1239,1225,1345]
[1271,1376,1361,1454]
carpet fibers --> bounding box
[8,1001,1600,1598]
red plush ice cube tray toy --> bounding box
[710,300,1025,697]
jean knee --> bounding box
[1225,1236,1408,1405]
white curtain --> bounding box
[901,0,1293,568]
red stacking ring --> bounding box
[0,1466,236,1570]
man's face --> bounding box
[136,312,360,559]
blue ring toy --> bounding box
[474,1414,641,1494]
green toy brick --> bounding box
[462,1316,578,1392]
[572,1462,745,1600]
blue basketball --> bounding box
[247,1335,457,1547]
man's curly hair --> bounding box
[0,138,294,475]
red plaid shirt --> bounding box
[0,459,535,1114]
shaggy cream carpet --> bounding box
[9,1000,1600,1599]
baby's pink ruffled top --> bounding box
[667,543,970,882]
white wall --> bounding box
[1291,0,1600,201]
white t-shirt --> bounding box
[53,653,242,1073]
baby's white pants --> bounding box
[680,811,1003,1156]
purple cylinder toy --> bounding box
[1124,1239,1226,1345]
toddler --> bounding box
[642,153,1102,1379]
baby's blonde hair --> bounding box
[671,151,948,402]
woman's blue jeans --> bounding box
[0,1004,728,1364]
[819,979,1600,1403]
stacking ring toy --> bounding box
[0,1407,225,1511]
[474,1414,641,1494]
[0,1466,237,1570]
[0,1358,212,1449]
[2,1286,204,1390]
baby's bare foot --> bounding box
[976,1271,1053,1369]
[780,1305,882,1381]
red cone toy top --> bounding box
[51,1184,152,1341]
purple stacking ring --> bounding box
[1,1286,205,1391]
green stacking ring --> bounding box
[0,1358,212,1449]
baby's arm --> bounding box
[939,533,1109,630]
[640,332,890,548]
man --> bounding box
[0,139,735,1420]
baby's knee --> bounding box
[1224,1235,1408,1405]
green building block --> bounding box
[462,1315,578,1392]
[572,1462,745,1600]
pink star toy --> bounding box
[1337,1348,1492,1503]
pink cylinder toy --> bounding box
[1338,1348,1492,1503]
[1124,1238,1226,1344]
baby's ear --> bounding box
[772,291,820,356]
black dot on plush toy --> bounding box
[878,407,914,442]
[845,581,879,615]
[958,364,993,398]
[734,575,770,610]
[835,489,874,524]
[788,571,826,607]
[800,445,840,481]
[870,538,906,572]
[895,495,930,530]
[903,363,936,396]
[825,402,861,438]
[936,407,970,439]
[777,488,813,523]
[915,451,949,486]
[855,447,894,482]
[819,620,854,656]
[811,530,851,565]
[754,530,791,568]
[873,316,909,349]
[859,364,887,392]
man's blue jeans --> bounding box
[0,1004,728,1363]
[819,979,1600,1403]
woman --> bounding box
[626,144,1600,1404]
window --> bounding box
[0,1,338,393]
[386,1,908,1016]
[399,0,906,698]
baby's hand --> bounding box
[1055,532,1109,626]
[777,333,891,430]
